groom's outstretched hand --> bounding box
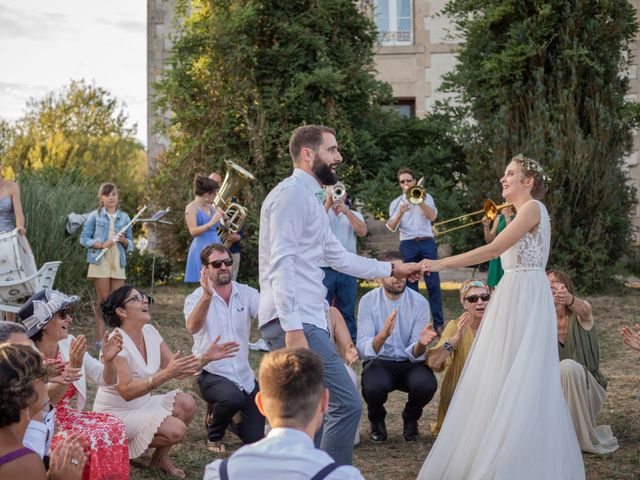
[392,262,423,282]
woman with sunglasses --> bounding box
[17,288,129,480]
[94,285,238,479]
[427,280,490,436]
[417,156,584,479]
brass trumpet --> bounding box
[433,200,513,236]
[407,177,426,205]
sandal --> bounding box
[207,440,226,453]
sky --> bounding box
[0,0,147,145]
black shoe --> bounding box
[369,420,388,443]
[403,420,419,442]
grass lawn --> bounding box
[76,282,640,480]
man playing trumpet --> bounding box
[387,167,444,334]
[320,182,368,343]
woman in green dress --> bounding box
[482,205,514,288]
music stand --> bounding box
[139,208,173,301]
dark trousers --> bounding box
[321,267,358,343]
[197,371,265,443]
[361,359,437,424]
[399,238,444,329]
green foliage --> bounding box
[1,80,147,214]
[440,0,640,290]
[126,248,175,288]
[152,0,466,273]
[19,167,99,297]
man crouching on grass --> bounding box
[204,348,365,480]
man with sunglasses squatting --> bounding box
[184,243,265,454]
[387,167,444,334]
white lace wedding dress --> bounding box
[417,200,584,480]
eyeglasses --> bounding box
[207,258,233,268]
[57,309,70,319]
[123,292,147,305]
[465,293,491,303]
[399,179,414,184]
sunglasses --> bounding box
[465,293,491,303]
[207,258,233,268]
[58,309,71,319]
[123,292,147,305]
[399,178,414,184]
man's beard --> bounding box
[384,283,406,296]
[215,272,232,285]
[312,153,338,186]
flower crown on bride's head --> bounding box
[513,154,551,184]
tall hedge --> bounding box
[440,0,640,290]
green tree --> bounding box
[2,80,147,213]
[153,0,465,277]
[440,0,640,289]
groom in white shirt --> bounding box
[258,124,423,465]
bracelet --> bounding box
[443,340,456,353]
[567,294,575,307]
[146,376,154,392]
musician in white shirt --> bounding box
[258,124,423,465]
[387,167,444,333]
[204,348,364,480]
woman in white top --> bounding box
[416,155,584,479]
[93,285,238,479]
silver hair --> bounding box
[0,321,27,342]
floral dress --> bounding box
[51,352,129,480]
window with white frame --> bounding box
[374,0,413,46]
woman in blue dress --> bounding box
[184,176,226,283]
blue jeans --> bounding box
[259,321,362,465]
[321,267,358,342]
[399,238,444,330]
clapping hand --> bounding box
[451,312,471,345]
[621,323,640,352]
[203,335,240,363]
[48,360,82,385]
[382,309,397,338]
[418,324,437,346]
[48,433,86,480]
[69,335,87,368]
[101,330,123,363]
[165,351,202,380]
[199,267,214,296]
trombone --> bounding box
[407,177,426,205]
[433,200,513,236]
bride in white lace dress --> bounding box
[416,156,584,480]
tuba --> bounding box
[213,160,255,246]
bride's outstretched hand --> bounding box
[421,259,443,273]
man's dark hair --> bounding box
[200,243,232,266]
[288,125,336,163]
[396,167,414,180]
